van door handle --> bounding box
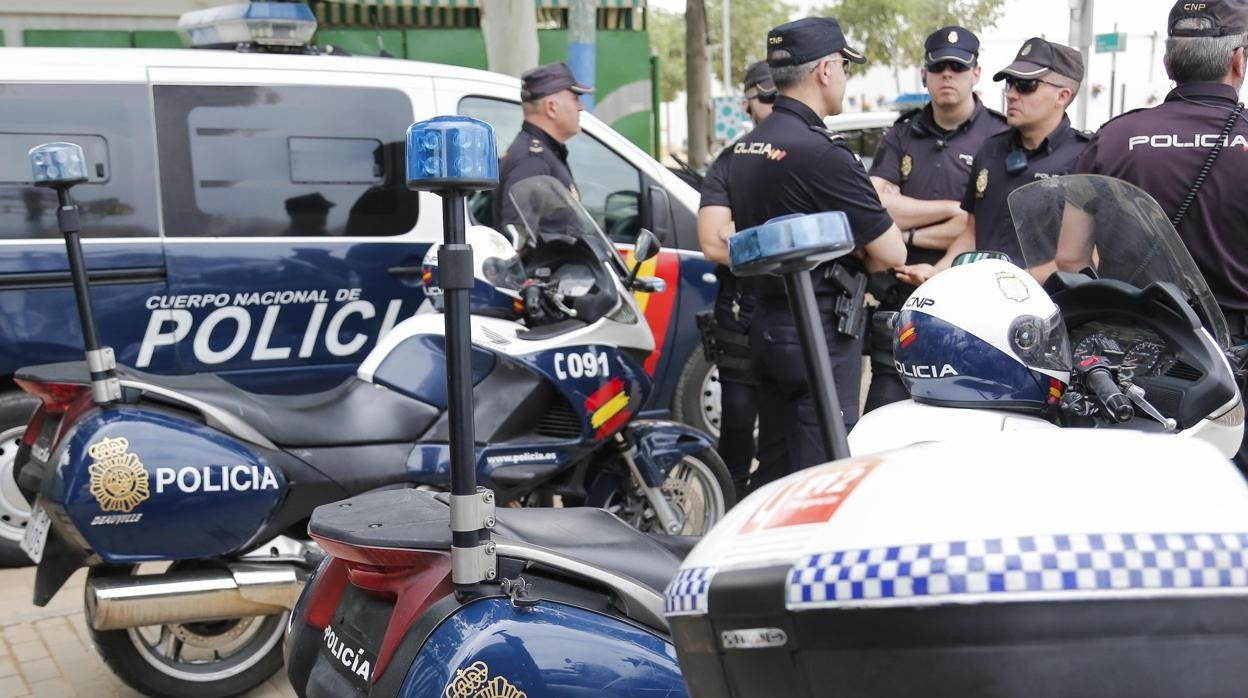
[387,265,424,276]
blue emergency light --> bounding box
[177,2,317,48]
[405,116,498,192]
[729,211,856,276]
[29,142,88,188]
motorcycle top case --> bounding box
[45,407,285,562]
[665,430,1248,698]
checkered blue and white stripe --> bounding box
[666,566,717,616]
[789,533,1248,608]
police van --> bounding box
[0,18,719,562]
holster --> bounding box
[696,311,720,363]
[824,263,868,340]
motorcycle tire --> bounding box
[86,564,287,698]
[598,446,736,536]
[0,392,39,567]
[672,350,721,441]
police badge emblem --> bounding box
[900,154,913,179]
[444,661,526,698]
[948,31,959,44]
[975,168,988,198]
[88,437,150,513]
[528,139,543,154]
[996,271,1031,302]
[1021,42,1032,56]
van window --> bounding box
[458,96,643,243]
[154,85,418,237]
[0,84,158,240]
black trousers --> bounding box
[712,287,758,484]
[747,295,863,494]
[864,358,909,413]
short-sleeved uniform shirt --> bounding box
[961,115,1089,263]
[728,96,894,299]
[870,99,1008,266]
[700,142,754,299]
[495,122,577,228]
[1076,82,1248,313]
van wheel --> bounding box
[0,393,39,568]
[87,564,287,698]
[672,351,720,441]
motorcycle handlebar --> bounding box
[1082,362,1134,423]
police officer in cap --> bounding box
[864,25,1007,411]
[1075,0,1248,474]
[495,62,593,228]
[728,17,907,490]
[698,60,776,498]
[897,38,1088,285]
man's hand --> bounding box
[895,263,937,287]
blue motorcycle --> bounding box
[14,139,730,697]
[283,117,851,697]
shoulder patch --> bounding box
[529,138,544,154]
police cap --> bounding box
[992,37,1085,83]
[766,17,866,68]
[520,62,594,102]
[743,61,777,97]
[1169,0,1248,37]
[925,25,980,67]
[285,193,335,214]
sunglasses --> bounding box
[1004,76,1065,94]
[747,92,777,105]
[926,60,973,74]
[830,56,854,76]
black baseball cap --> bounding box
[285,193,335,214]
[766,17,866,68]
[925,25,980,67]
[1169,0,1248,36]
[520,62,594,102]
[993,37,1085,82]
[743,61,777,96]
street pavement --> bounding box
[0,566,295,698]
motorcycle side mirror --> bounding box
[626,229,661,289]
[632,276,667,294]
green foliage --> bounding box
[824,0,1005,70]
[650,8,686,103]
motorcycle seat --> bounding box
[309,488,691,600]
[18,361,439,447]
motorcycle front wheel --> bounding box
[601,447,734,536]
[86,563,287,698]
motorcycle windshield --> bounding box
[508,175,630,280]
[1008,174,1230,347]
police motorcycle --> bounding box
[13,134,730,697]
[849,174,1244,458]
[663,180,1248,697]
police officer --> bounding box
[897,38,1088,285]
[495,62,593,228]
[728,17,907,490]
[864,26,1007,411]
[698,61,776,498]
[1075,0,1248,474]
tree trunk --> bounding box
[686,0,711,169]
[481,0,539,78]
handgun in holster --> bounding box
[825,263,868,339]
[696,311,721,363]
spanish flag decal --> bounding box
[585,377,632,439]
[1048,378,1065,404]
[898,321,917,348]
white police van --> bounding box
[0,6,716,564]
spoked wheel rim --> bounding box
[123,563,287,683]
[603,453,726,536]
[0,425,30,544]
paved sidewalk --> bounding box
[0,566,295,698]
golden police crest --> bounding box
[900,154,913,179]
[444,661,526,698]
[87,437,150,513]
[996,271,1031,302]
[948,31,959,44]
[975,168,988,198]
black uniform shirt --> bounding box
[700,143,754,296]
[1076,82,1248,312]
[495,121,576,228]
[961,115,1088,262]
[728,96,894,298]
[870,99,1008,265]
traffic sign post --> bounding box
[1096,26,1127,121]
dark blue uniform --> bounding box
[865,99,1007,411]
[495,122,577,229]
[961,115,1089,261]
[700,144,757,488]
[728,95,894,489]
